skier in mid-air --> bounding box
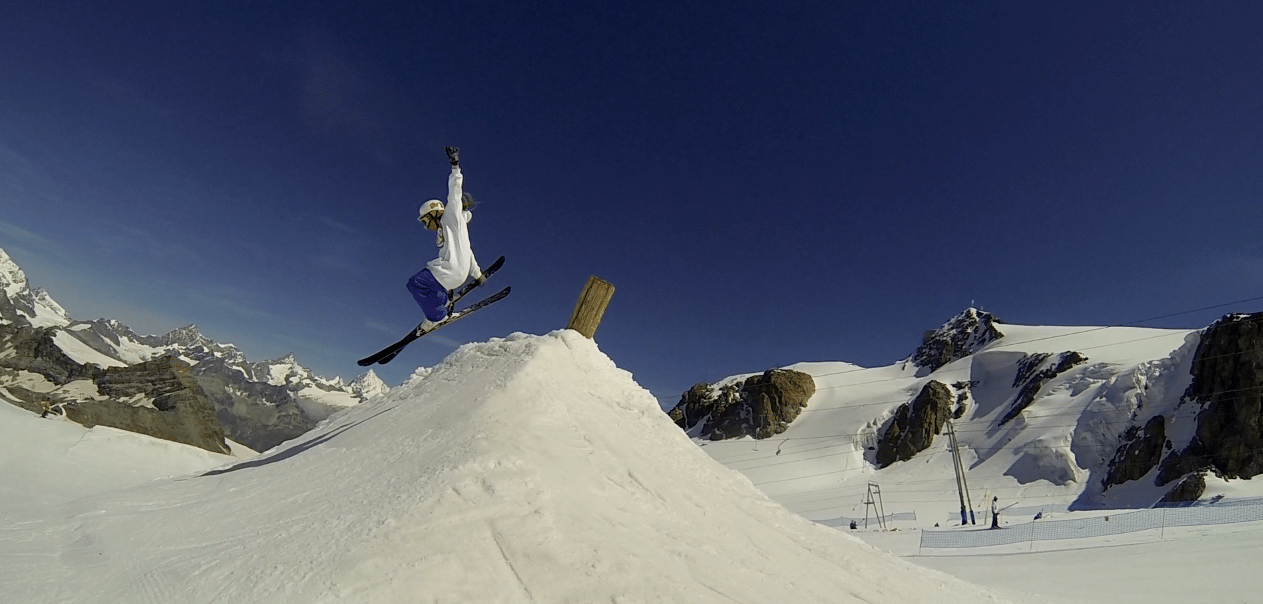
[358,147,508,366]
[406,147,484,331]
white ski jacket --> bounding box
[426,166,483,290]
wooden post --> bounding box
[566,276,615,339]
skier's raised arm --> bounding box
[440,148,481,283]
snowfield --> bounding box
[698,324,1212,524]
[5,327,1263,603]
[690,319,1263,603]
[0,330,1034,604]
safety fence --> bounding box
[919,496,1263,551]
[944,504,1055,526]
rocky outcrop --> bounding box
[911,309,1004,372]
[75,357,229,454]
[1158,472,1206,505]
[876,380,954,467]
[194,372,313,451]
[1000,351,1088,425]
[669,369,816,440]
[1102,415,1166,489]
[1158,312,1263,484]
[952,380,977,419]
[0,327,99,384]
[1,351,229,454]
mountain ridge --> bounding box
[679,307,1263,523]
[0,247,388,451]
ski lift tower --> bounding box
[863,483,887,530]
[946,420,976,525]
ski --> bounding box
[447,255,504,314]
[357,286,512,366]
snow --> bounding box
[0,249,71,327]
[0,402,239,517]
[859,520,1263,604]
[0,330,1032,604]
[87,326,163,365]
[699,323,1210,525]
[689,319,1263,603]
[292,385,361,421]
[8,369,59,393]
[51,330,128,368]
[0,247,31,300]
[5,325,1263,603]
[23,291,71,327]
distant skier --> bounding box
[990,497,1000,529]
[407,147,485,331]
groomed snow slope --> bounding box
[0,331,1035,604]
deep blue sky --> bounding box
[2,2,1262,403]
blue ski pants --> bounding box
[407,269,449,322]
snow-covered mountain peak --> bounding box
[0,247,29,299]
[910,307,1005,371]
[0,247,71,327]
[350,369,389,400]
[252,353,308,387]
[162,324,211,348]
[268,352,298,365]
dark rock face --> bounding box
[876,380,953,468]
[952,380,978,419]
[669,369,816,440]
[195,373,312,451]
[911,309,1005,372]
[74,357,229,454]
[1000,351,1088,426]
[1154,444,1212,488]
[1159,312,1263,483]
[1158,472,1206,505]
[1102,415,1166,489]
[0,327,99,384]
[0,345,229,454]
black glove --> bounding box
[445,146,460,166]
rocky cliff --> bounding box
[911,308,1005,372]
[875,380,954,468]
[1155,312,1263,488]
[0,330,228,454]
[1001,351,1089,425]
[1102,415,1167,489]
[669,369,816,440]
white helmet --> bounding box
[418,199,444,230]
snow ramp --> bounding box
[2,331,1035,604]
